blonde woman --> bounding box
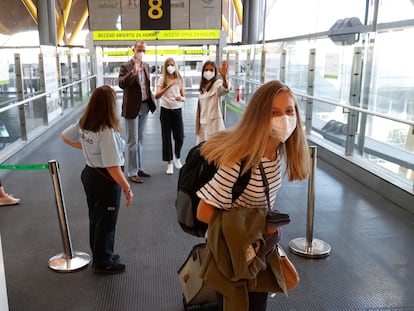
[155,58,185,175]
[196,80,310,310]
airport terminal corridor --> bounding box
[0,95,413,310]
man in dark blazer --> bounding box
[119,40,156,183]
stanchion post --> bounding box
[288,146,331,258]
[306,146,316,246]
[48,160,90,272]
[49,160,73,259]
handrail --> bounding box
[0,98,18,108]
[226,75,414,127]
[292,89,414,127]
[229,75,262,86]
[0,75,96,114]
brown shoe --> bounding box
[138,170,151,177]
[128,176,143,183]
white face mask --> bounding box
[134,51,144,60]
[166,65,176,74]
[203,70,215,81]
[270,115,297,142]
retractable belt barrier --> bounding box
[0,160,90,272]
[288,146,331,258]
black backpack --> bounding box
[175,142,251,237]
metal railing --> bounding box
[223,76,414,193]
[0,75,96,161]
[0,76,96,114]
[293,89,414,128]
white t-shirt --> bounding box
[156,76,183,110]
[62,122,125,168]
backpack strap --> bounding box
[231,158,251,202]
[258,161,271,211]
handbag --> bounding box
[177,243,217,307]
[277,244,300,291]
[259,163,300,291]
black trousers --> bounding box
[160,107,184,161]
[216,291,268,311]
[81,166,121,268]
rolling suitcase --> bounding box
[177,243,217,310]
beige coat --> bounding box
[196,79,229,140]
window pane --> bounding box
[377,0,414,23]
[265,0,366,40]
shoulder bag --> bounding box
[259,162,300,291]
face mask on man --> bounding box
[134,51,144,61]
[167,65,176,74]
[270,115,297,142]
[203,70,215,81]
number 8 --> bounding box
[148,0,163,20]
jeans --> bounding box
[125,102,149,176]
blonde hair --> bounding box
[201,80,309,181]
[161,57,183,88]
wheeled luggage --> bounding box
[177,243,217,310]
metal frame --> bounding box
[345,46,363,156]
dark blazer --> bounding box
[118,59,156,119]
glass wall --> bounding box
[225,0,414,192]
[99,44,219,94]
[376,0,414,23]
[360,27,414,181]
[0,46,93,154]
[284,41,311,91]
[265,0,366,40]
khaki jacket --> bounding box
[200,206,288,311]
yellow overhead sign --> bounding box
[93,29,220,41]
[102,49,209,56]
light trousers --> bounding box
[125,102,149,176]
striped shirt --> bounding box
[196,154,282,210]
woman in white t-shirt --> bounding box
[61,85,133,274]
[155,58,185,175]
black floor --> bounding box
[0,96,414,311]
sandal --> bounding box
[0,194,20,206]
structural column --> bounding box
[37,0,57,46]
[241,0,264,44]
